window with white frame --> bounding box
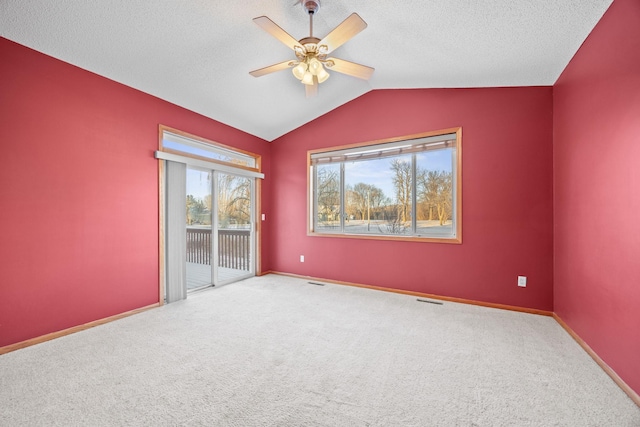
[308,128,462,243]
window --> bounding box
[309,128,461,243]
[161,126,258,170]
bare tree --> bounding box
[417,170,453,225]
[217,174,250,228]
[186,194,207,225]
[347,183,386,220]
[345,184,357,221]
[390,158,412,223]
[435,172,453,225]
[379,204,408,234]
[316,166,340,226]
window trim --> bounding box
[307,127,462,244]
[159,125,261,174]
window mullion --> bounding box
[340,162,345,232]
[451,148,457,237]
[411,153,417,234]
[311,165,317,232]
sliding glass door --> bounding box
[214,172,254,285]
[185,167,255,291]
[186,167,213,291]
[159,125,263,303]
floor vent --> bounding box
[417,298,443,305]
[308,282,326,286]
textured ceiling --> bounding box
[0,0,612,141]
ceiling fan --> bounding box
[249,0,374,98]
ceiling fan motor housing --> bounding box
[303,0,320,15]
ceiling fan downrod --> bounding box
[303,0,320,37]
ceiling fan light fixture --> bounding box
[308,57,322,75]
[301,71,315,85]
[292,62,307,79]
[316,66,330,83]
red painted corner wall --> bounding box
[0,38,271,347]
[553,0,640,395]
[270,87,554,311]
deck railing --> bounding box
[186,227,251,270]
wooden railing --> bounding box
[218,229,251,270]
[186,227,251,270]
[186,228,211,265]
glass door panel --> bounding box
[215,172,254,284]
[186,167,213,291]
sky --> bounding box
[344,149,454,201]
[187,168,212,200]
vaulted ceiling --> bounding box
[0,1,612,141]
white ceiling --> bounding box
[1,0,612,142]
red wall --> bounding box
[271,87,554,311]
[3,2,637,396]
[553,0,640,395]
[0,38,271,347]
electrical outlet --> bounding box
[518,276,527,287]
[300,255,305,262]
[261,213,266,221]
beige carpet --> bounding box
[1,274,638,426]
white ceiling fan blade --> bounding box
[253,16,304,51]
[249,60,295,78]
[318,13,367,54]
[326,58,374,80]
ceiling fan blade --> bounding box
[253,16,304,51]
[326,58,374,80]
[249,60,295,78]
[305,79,318,98]
[318,13,367,54]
